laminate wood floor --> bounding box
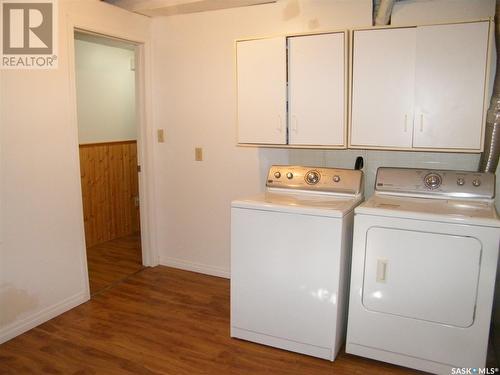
[0,266,425,375]
[86,233,144,295]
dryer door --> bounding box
[362,227,481,327]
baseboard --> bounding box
[160,256,230,279]
[0,291,89,344]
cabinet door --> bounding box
[237,37,287,144]
[413,22,489,150]
[351,28,416,148]
[288,33,345,146]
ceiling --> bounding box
[103,0,278,17]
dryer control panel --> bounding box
[266,165,363,196]
[375,167,495,199]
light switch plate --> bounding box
[195,147,203,161]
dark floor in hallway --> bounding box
[86,233,144,295]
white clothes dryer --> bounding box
[347,167,500,374]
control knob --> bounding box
[305,170,320,185]
[472,179,481,187]
[456,177,465,186]
[424,173,442,190]
[286,172,293,179]
[274,172,281,179]
[333,175,341,183]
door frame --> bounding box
[67,18,159,297]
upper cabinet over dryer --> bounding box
[236,31,347,147]
[350,21,491,152]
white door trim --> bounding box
[66,17,159,300]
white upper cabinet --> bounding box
[288,33,345,146]
[237,37,287,144]
[351,28,416,148]
[350,21,490,151]
[236,32,346,147]
[413,22,489,150]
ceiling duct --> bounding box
[374,0,396,25]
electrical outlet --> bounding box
[157,129,165,143]
[195,147,203,161]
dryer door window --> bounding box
[362,227,481,328]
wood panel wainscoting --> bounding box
[79,140,140,247]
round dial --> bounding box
[286,172,293,179]
[274,172,281,179]
[424,173,442,189]
[305,170,320,185]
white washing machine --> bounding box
[231,165,364,361]
[346,167,500,374]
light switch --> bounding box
[195,147,203,161]
[157,129,165,143]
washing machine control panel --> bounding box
[266,165,363,195]
[423,173,442,189]
[375,167,495,199]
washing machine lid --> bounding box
[232,192,363,218]
[356,194,500,227]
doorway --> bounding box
[74,31,144,295]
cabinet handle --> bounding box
[277,115,283,133]
[404,114,408,132]
[420,113,424,132]
[292,115,298,133]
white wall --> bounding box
[0,0,151,343]
[75,38,137,144]
[151,0,373,277]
